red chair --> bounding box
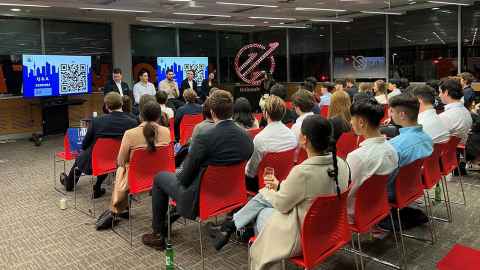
[179,114,203,145]
[336,132,359,159]
[169,118,175,143]
[285,101,293,110]
[380,104,390,124]
[113,144,175,246]
[391,159,432,266]
[74,138,122,217]
[257,149,296,189]
[249,187,352,270]
[350,175,401,269]
[320,105,329,118]
[248,128,262,139]
[286,122,294,128]
[53,133,79,194]
[254,113,263,123]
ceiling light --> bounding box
[9,8,20,11]
[140,19,194,24]
[216,2,278,8]
[174,12,231,17]
[295,7,347,12]
[269,25,308,29]
[168,0,192,2]
[310,18,352,23]
[249,16,296,21]
[80,7,152,13]
[360,10,403,15]
[427,1,470,6]
[0,3,50,7]
[211,23,255,27]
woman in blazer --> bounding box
[211,115,350,270]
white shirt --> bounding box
[160,104,174,119]
[114,80,123,96]
[291,112,314,140]
[439,102,473,144]
[346,137,398,223]
[133,81,156,104]
[418,108,450,144]
[245,121,298,177]
[188,80,193,89]
[388,88,402,100]
[375,95,388,105]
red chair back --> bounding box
[296,147,308,165]
[439,136,461,176]
[392,159,425,208]
[180,114,203,145]
[320,106,329,118]
[91,138,122,176]
[352,175,390,233]
[169,118,174,142]
[422,144,442,189]
[128,144,175,195]
[380,104,389,123]
[257,149,296,189]
[286,122,294,128]
[336,132,359,159]
[254,113,263,122]
[296,187,351,268]
[198,162,248,220]
[285,101,293,110]
[248,128,262,139]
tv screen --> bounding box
[157,57,208,88]
[22,55,92,98]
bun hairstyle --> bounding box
[301,115,341,197]
[141,101,162,152]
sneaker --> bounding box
[142,233,166,250]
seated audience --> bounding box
[60,92,138,197]
[335,79,345,92]
[328,90,352,142]
[174,89,203,141]
[264,83,297,126]
[346,98,398,222]
[290,89,315,139]
[155,90,174,119]
[439,79,473,144]
[302,76,317,93]
[466,100,480,164]
[190,97,215,149]
[210,115,349,270]
[345,77,358,100]
[133,70,156,105]
[141,90,253,250]
[426,79,445,113]
[121,95,138,122]
[233,97,259,130]
[387,94,433,201]
[95,100,171,230]
[387,79,402,99]
[459,72,477,108]
[373,80,388,105]
[353,83,373,103]
[245,96,298,191]
[413,85,450,143]
[318,82,335,107]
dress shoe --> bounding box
[60,173,66,186]
[118,211,129,219]
[142,233,166,250]
[212,221,236,251]
[93,188,106,199]
[96,210,118,231]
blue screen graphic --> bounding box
[22,55,92,98]
[157,57,208,89]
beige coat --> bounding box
[251,155,350,270]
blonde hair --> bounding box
[183,89,198,103]
[264,95,286,121]
[328,90,351,122]
[374,80,387,95]
[359,82,372,93]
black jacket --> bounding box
[76,111,138,174]
[180,79,198,96]
[103,80,131,97]
[200,79,216,101]
[346,86,358,101]
[175,120,254,218]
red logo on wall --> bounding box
[234,42,278,86]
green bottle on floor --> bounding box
[434,183,442,204]
[165,242,175,270]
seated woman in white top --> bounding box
[211,115,350,270]
[133,70,156,105]
[346,98,398,222]
[155,90,174,119]
[373,80,388,105]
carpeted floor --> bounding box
[0,136,479,270]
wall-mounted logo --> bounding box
[234,42,278,86]
[352,56,368,71]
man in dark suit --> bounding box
[103,68,131,97]
[345,77,358,101]
[61,92,138,198]
[142,90,254,250]
[180,69,198,97]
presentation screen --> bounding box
[157,57,208,88]
[334,56,386,79]
[22,55,92,98]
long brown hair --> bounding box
[140,101,162,152]
[328,90,351,123]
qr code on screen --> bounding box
[59,64,88,94]
[184,64,206,84]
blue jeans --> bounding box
[233,193,275,234]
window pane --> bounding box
[131,25,176,85]
[289,25,330,82]
[390,7,458,82]
[44,20,112,92]
[0,17,41,96]
[179,29,217,76]
[333,16,386,80]
[462,2,480,79]
[251,30,287,82]
[219,31,249,83]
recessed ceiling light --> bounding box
[168,0,191,2]
[173,12,231,17]
[360,10,404,15]
[216,2,278,8]
[310,18,352,23]
[0,3,50,7]
[140,19,194,24]
[211,23,255,27]
[269,25,308,29]
[295,7,347,12]
[249,16,296,21]
[79,7,152,13]
[10,8,20,12]
[427,1,470,6]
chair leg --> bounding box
[167,202,172,242]
[129,195,133,247]
[423,192,436,244]
[396,208,407,269]
[73,168,77,209]
[281,259,286,270]
[90,176,96,217]
[356,233,365,270]
[389,212,400,250]
[198,222,205,270]
[442,176,453,222]
[351,236,360,270]
[458,175,467,206]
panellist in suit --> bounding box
[61,92,138,198]
[180,70,198,97]
[141,90,254,250]
[103,68,131,97]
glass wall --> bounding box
[462,2,480,79]
[251,29,287,82]
[219,31,249,83]
[179,29,217,79]
[390,7,458,82]
[289,25,330,82]
[131,25,176,85]
[0,17,41,96]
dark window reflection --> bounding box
[251,30,287,82]
[179,29,217,77]
[219,31,249,83]
[462,1,480,80]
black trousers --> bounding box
[65,159,107,192]
[152,172,181,235]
